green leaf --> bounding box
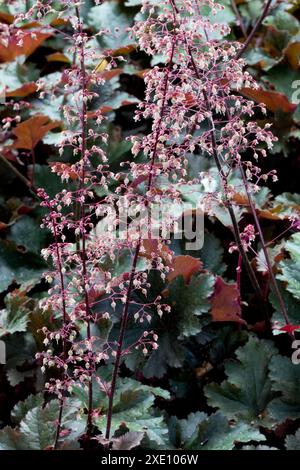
[169,411,265,450]
[6,368,37,387]
[240,0,268,24]
[265,64,300,101]
[198,232,226,275]
[112,431,145,450]
[167,273,215,339]
[18,406,57,449]
[0,400,85,450]
[0,58,39,92]
[140,333,187,379]
[264,10,299,36]
[275,192,300,208]
[256,241,285,274]
[270,289,300,334]
[34,164,65,199]
[285,429,300,450]
[125,0,142,6]
[125,272,215,378]
[241,444,279,450]
[0,240,45,293]
[105,140,133,173]
[11,394,44,424]
[0,289,32,337]
[90,378,170,447]
[244,48,280,71]
[277,233,300,301]
[98,248,147,279]
[174,231,226,275]
[0,427,26,450]
[207,327,248,365]
[264,64,300,121]
[88,1,132,49]
[9,216,48,255]
[268,355,300,422]
[5,331,37,371]
[204,335,277,425]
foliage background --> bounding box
[0,0,300,450]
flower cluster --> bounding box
[10,0,288,448]
[132,0,277,199]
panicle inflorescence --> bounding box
[8,0,285,446]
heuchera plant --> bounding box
[1,0,299,451]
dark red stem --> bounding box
[75,5,93,440]
[105,38,176,442]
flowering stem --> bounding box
[75,5,93,440]
[105,39,176,442]
[105,246,140,441]
[235,0,273,59]
[205,114,267,308]
[231,0,247,39]
[183,34,266,307]
[50,216,68,450]
[237,253,242,295]
[239,164,292,332]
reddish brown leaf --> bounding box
[240,87,297,114]
[101,68,122,80]
[0,30,51,63]
[232,193,248,206]
[109,44,136,56]
[99,106,113,114]
[211,276,245,324]
[0,222,9,231]
[257,205,300,221]
[12,115,60,150]
[0,12,14,24]
[167,255,202,284]
[20,21,42,30]
[284,42,300,70]
[140,239,173,264]
[121,99,139,107]
[46,52,70,63]
[50,18,68,27]
[232,193,299,221]
[256,209,282,220]
[6,82,37,98]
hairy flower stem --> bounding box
[104,246,140,442]
[75,5,93,440]
[230,0,291,332]
[230,0,290,329]
[222,100,290,329]
[217,84,289,330]
[205,110,270,327]
[231,0,247,38]
[180,38,267,313]
[239,165,292,332]
[235,0,273,59]
[237,254,242,299]
[170,0,264,302]
[51,217,68,450]
[105,39,176,443]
